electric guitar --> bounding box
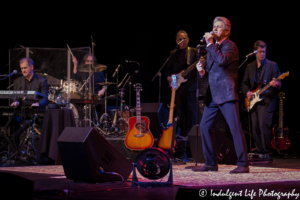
[171,60,198,89]
[271,92,291,151]
[124,83,154,150]
[244,72,289,112]
[158,75,177,150]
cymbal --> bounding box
[78,64,107,72]
[36,73,61,85]
[97,82,116,86]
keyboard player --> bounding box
[11,57,49,106]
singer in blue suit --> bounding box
[193,16,249,173]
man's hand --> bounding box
[31,103,39,106]
[11,101,19,106]
[270,78,279,88]
[204,32,214,45]
[98,88,105,96]
[246,91,254,100]
[196,62,205,77]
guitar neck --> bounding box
[168,88,176,124]
[181,61,198,77]
[136,90,141,123]
[258,76,280,95]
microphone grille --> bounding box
[254,50,258,54]
[13,70,17,74]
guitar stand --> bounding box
[168,117,186,165]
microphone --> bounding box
[112,64,121,78]
[125,60,140,74]
[246,51,258,58]
[7,70,18,78]
[177,39,185,46]
[200,31,214,43]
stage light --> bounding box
[132,147,173,187]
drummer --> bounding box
[72,53,106,97]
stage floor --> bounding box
[1,157,300,200]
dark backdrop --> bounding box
[1,3,298,153]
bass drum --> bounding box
[61,80,82,99]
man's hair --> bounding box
[175,30,189,40]
[19,57,34,66]
[82,53,97,64]
[254,40,267,50]
[213,16,231,36]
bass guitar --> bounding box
[245,72,289,112]
[124,83,154,150]
[271,92,291,151]
[158,75,177,150]
[171,60,198,89]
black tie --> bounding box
[216,43,220,49]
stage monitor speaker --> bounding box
[0,172,34,199]
[57,127,133,183]
[188,112,237,165]
[139,103,169,138]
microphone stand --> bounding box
[238,55,253,158]
[185,44,205,169]
[151,49,175,103]
[238,57,249,69]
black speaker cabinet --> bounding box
[188,125,206,163]
[139,103,169,138]
[0,172,34,199]
[188,112,237,165]
[57,127,133,183]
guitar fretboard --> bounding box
[135,87,142,124]
[181,61,198,77]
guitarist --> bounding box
[241,40,281,155]
[165,30,199,160]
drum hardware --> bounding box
[78,72,94,93]
[98,82,114,134]
[61,79,82,99]
[111,88,129,135]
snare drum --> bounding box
[61,80,82,99]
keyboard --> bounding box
[0,106,46,117]
[0,90,45,100]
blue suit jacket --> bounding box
[204,38,239,104]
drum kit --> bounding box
[44,64,130,136]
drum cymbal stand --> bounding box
[113,75,131,135]
[99,83,112,134]
[111,88,129,135]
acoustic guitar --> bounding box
[158,75,177,150]
[271,92,291,151]
[244,72,289,112]
[124,83,154,150]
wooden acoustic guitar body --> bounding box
[124,116,154,150]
